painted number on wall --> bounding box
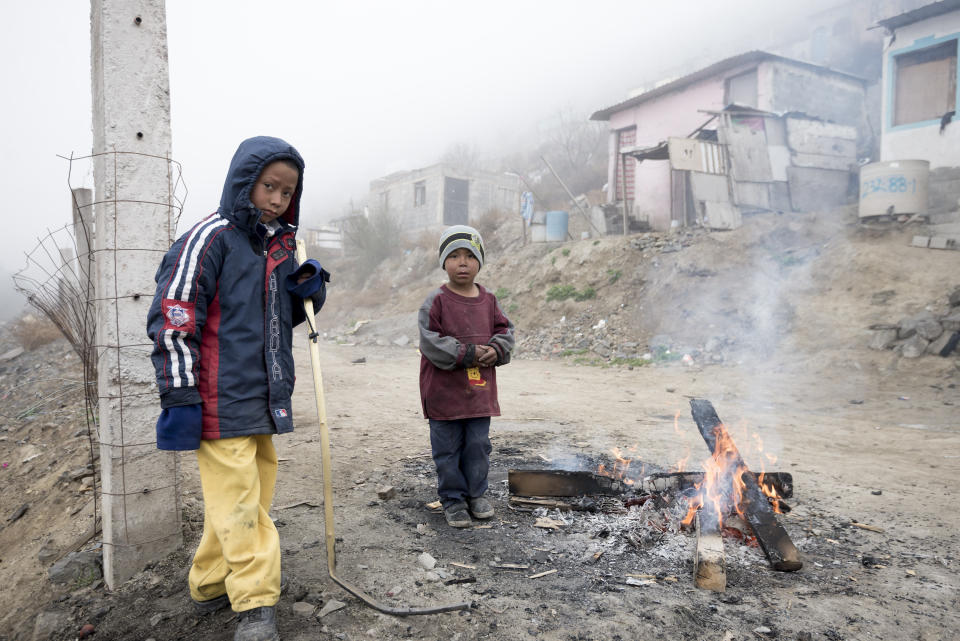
[861,175,916,200]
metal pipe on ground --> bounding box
[297,240,471,616]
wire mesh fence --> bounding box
[12,151,186,551]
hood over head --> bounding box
[218,136,305,230]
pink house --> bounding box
[591,51,867,231]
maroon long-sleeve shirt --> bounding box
[418,284,515,420]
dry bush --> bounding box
[473,208,511,253]
[10,313,63,350]
[340,211,403,286]
[350,280,392,310]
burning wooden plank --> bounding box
[509,468,793,499]
[508,469,626,497]
[689,399,803,572]
[645,471,793,499]
[694,503,726,592]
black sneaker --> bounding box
[193,592,229,615]
[193,574,287,615]
[234,605,279,641]
[468,496,494,519]
[444,503,472,528]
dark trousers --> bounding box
[429,417,492,509]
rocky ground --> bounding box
[1,207,959,640]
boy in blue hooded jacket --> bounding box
[147,136,329,641]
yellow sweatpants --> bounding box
[189,434,281,612]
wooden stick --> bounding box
[528,569,557,579]
[689,399,802,572]
[694,509,726,592]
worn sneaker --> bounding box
[234,605,279,641]
[444,503,472,528]
[468,496,494,519]
[193,592,230,615]
[193,574,286,615]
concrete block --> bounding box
[911,236,930,248]
[928,236,959,250]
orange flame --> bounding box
[680,422,784,528]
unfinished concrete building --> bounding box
[368,164,520,233]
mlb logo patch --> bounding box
[166,304,190,327]
[274,408,288,418]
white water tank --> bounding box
[859,160,929,218]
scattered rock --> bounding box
[292,602,317,617]
[900,334,929,358]
[392,335,410,347]
[927,331,955,356]
[417,552,437,570]
[48,549,102,586]
[868,329,898,351]
[376,485,396,500]
[942,309,960,332]
[351,357,367,364]
[37,540,59,565]
[318,598,347,618]
[78,623,96,639]
[31,609,69,641]
[898,311,939,340]
[949,287,960,307]
[0,347,24,362]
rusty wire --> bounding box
[12,150,187,551]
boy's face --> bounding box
[250,160,300,223]
[443,247,480,287]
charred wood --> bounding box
[689,399,803,572]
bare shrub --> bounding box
[341,211,403,285]
[10,313,63,350]
[473,208,511,253]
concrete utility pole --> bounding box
[90,0,180,586]
[72,188,94,297]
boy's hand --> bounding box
[476,344,497,367]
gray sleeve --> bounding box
[418,289,466,371]
[488,297,515,366]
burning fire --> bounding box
[596,445,640,485]
[680,422,783,530]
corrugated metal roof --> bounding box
[876,0,960,31]
[590,51,866,122]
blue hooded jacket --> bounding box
[147,136,328,447]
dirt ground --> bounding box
[1,210,959,640]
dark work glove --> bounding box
[286,259,331,311]
[156,404,202,451]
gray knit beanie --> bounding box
[438,225,485,270]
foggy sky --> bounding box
[0,0,846,317]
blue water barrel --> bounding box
[545,210,569,242]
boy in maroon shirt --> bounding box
[418,225,515,528]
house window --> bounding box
[893,40,957,126]
[379,190,389,212]
[725,69,758,108]
[414,181,426,207]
